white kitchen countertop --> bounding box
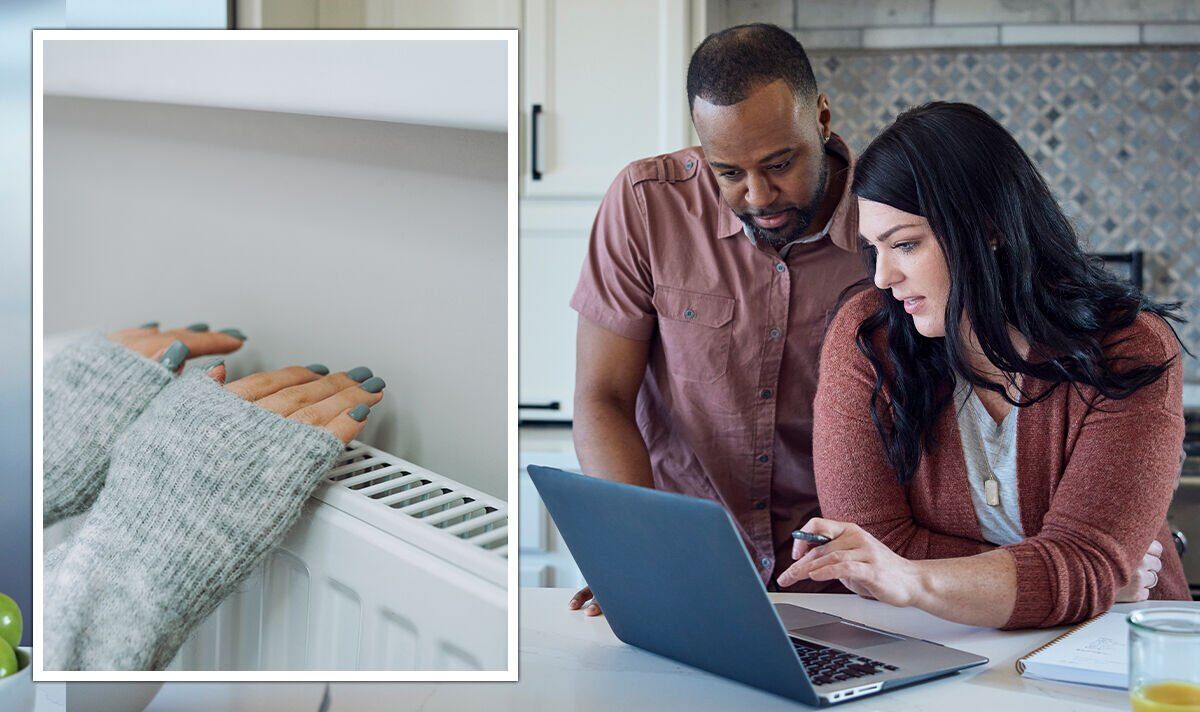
[36,589,1197,711]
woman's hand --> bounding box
[221,365,385,444]
[108,322,246,371]
[1115,539,1164,603]
[778,518,925,608]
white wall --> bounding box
[44,96,509,498]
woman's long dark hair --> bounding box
[850,102,1185,486]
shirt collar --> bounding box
[715,132,860,255]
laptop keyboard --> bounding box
[790,637,899,687]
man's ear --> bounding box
[816,92,833,142]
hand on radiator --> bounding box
[44,364,361,670]
[107,321,246,372]
[43,322,244,527]
[222,364,386,444]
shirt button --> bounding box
[775,262,786,273]
[758,454,769,463]
[769,327,781,339]
[684,307,696,320]
[760,389,773,399]
[754,501,767,510]
[761,557,771,569]
[684,159,694,170]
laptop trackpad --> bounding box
[798,621,904,649]
[774,603,840,630]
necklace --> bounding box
[980,455,1001,507]
[969,384,1019,508]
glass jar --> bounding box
[1128,607,1200,712]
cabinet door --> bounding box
[517,202,596,421]
[523,0,692,197]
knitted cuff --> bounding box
[44,371,343,671]
[43,335,174,525]
[1000,542,1056,630]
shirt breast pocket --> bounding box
[652,286,736,383]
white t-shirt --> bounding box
[952,375,1025,546]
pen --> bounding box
[791,530,831,545]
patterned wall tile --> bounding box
[810,47,1200,380]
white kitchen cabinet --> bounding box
[519,426,584,587]
[518,202,596,421]
[522,0,694,197]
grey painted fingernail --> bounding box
[219,328,247,341]
[306,363,330,375]
[346,366,373,383]
[359,376,386,393]
[349,404,370,422]
[159,340,189,370]
[357,377,386,393]
[186,322,209,332]
[205,358,225,372]
[139,321,159,329]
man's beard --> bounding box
[738,155,829,250]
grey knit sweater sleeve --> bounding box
[44,371,344,671]
[44,335,174,525]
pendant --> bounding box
[985,478,1000,507]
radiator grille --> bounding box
[323,441,508,560]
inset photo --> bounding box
[33,29,515,681]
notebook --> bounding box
[1015,611,1128,689]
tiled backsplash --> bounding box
[723,0,1200,49]
[809,46,1200,380]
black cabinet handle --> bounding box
[520,401,561,411]
[531,104,543,181]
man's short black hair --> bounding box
[687,23,819,111]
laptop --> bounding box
[527,465,988,706]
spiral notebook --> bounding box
[1015,611,1128,689]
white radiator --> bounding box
[45,441,508,672]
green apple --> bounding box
[0,637,16,679]
[0,594,20,650]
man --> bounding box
[568,24,866,614]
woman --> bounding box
[44,323,386,669]
[779,102,1189,629]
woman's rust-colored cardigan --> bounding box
[814,289,1188,630]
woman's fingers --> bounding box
[1148,539,1163,557]
[110,324,246,360]
[205,360,227,384]
[254,369,371,416]
[794,547,866,585]
[808,560,874,585]
[108,322,160,341]
[289,381,385,428]
[156,329,246,358]
[225,366,323,401]
[793,537,811,561]
[149,340,190,374]
[322,404,370,444]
